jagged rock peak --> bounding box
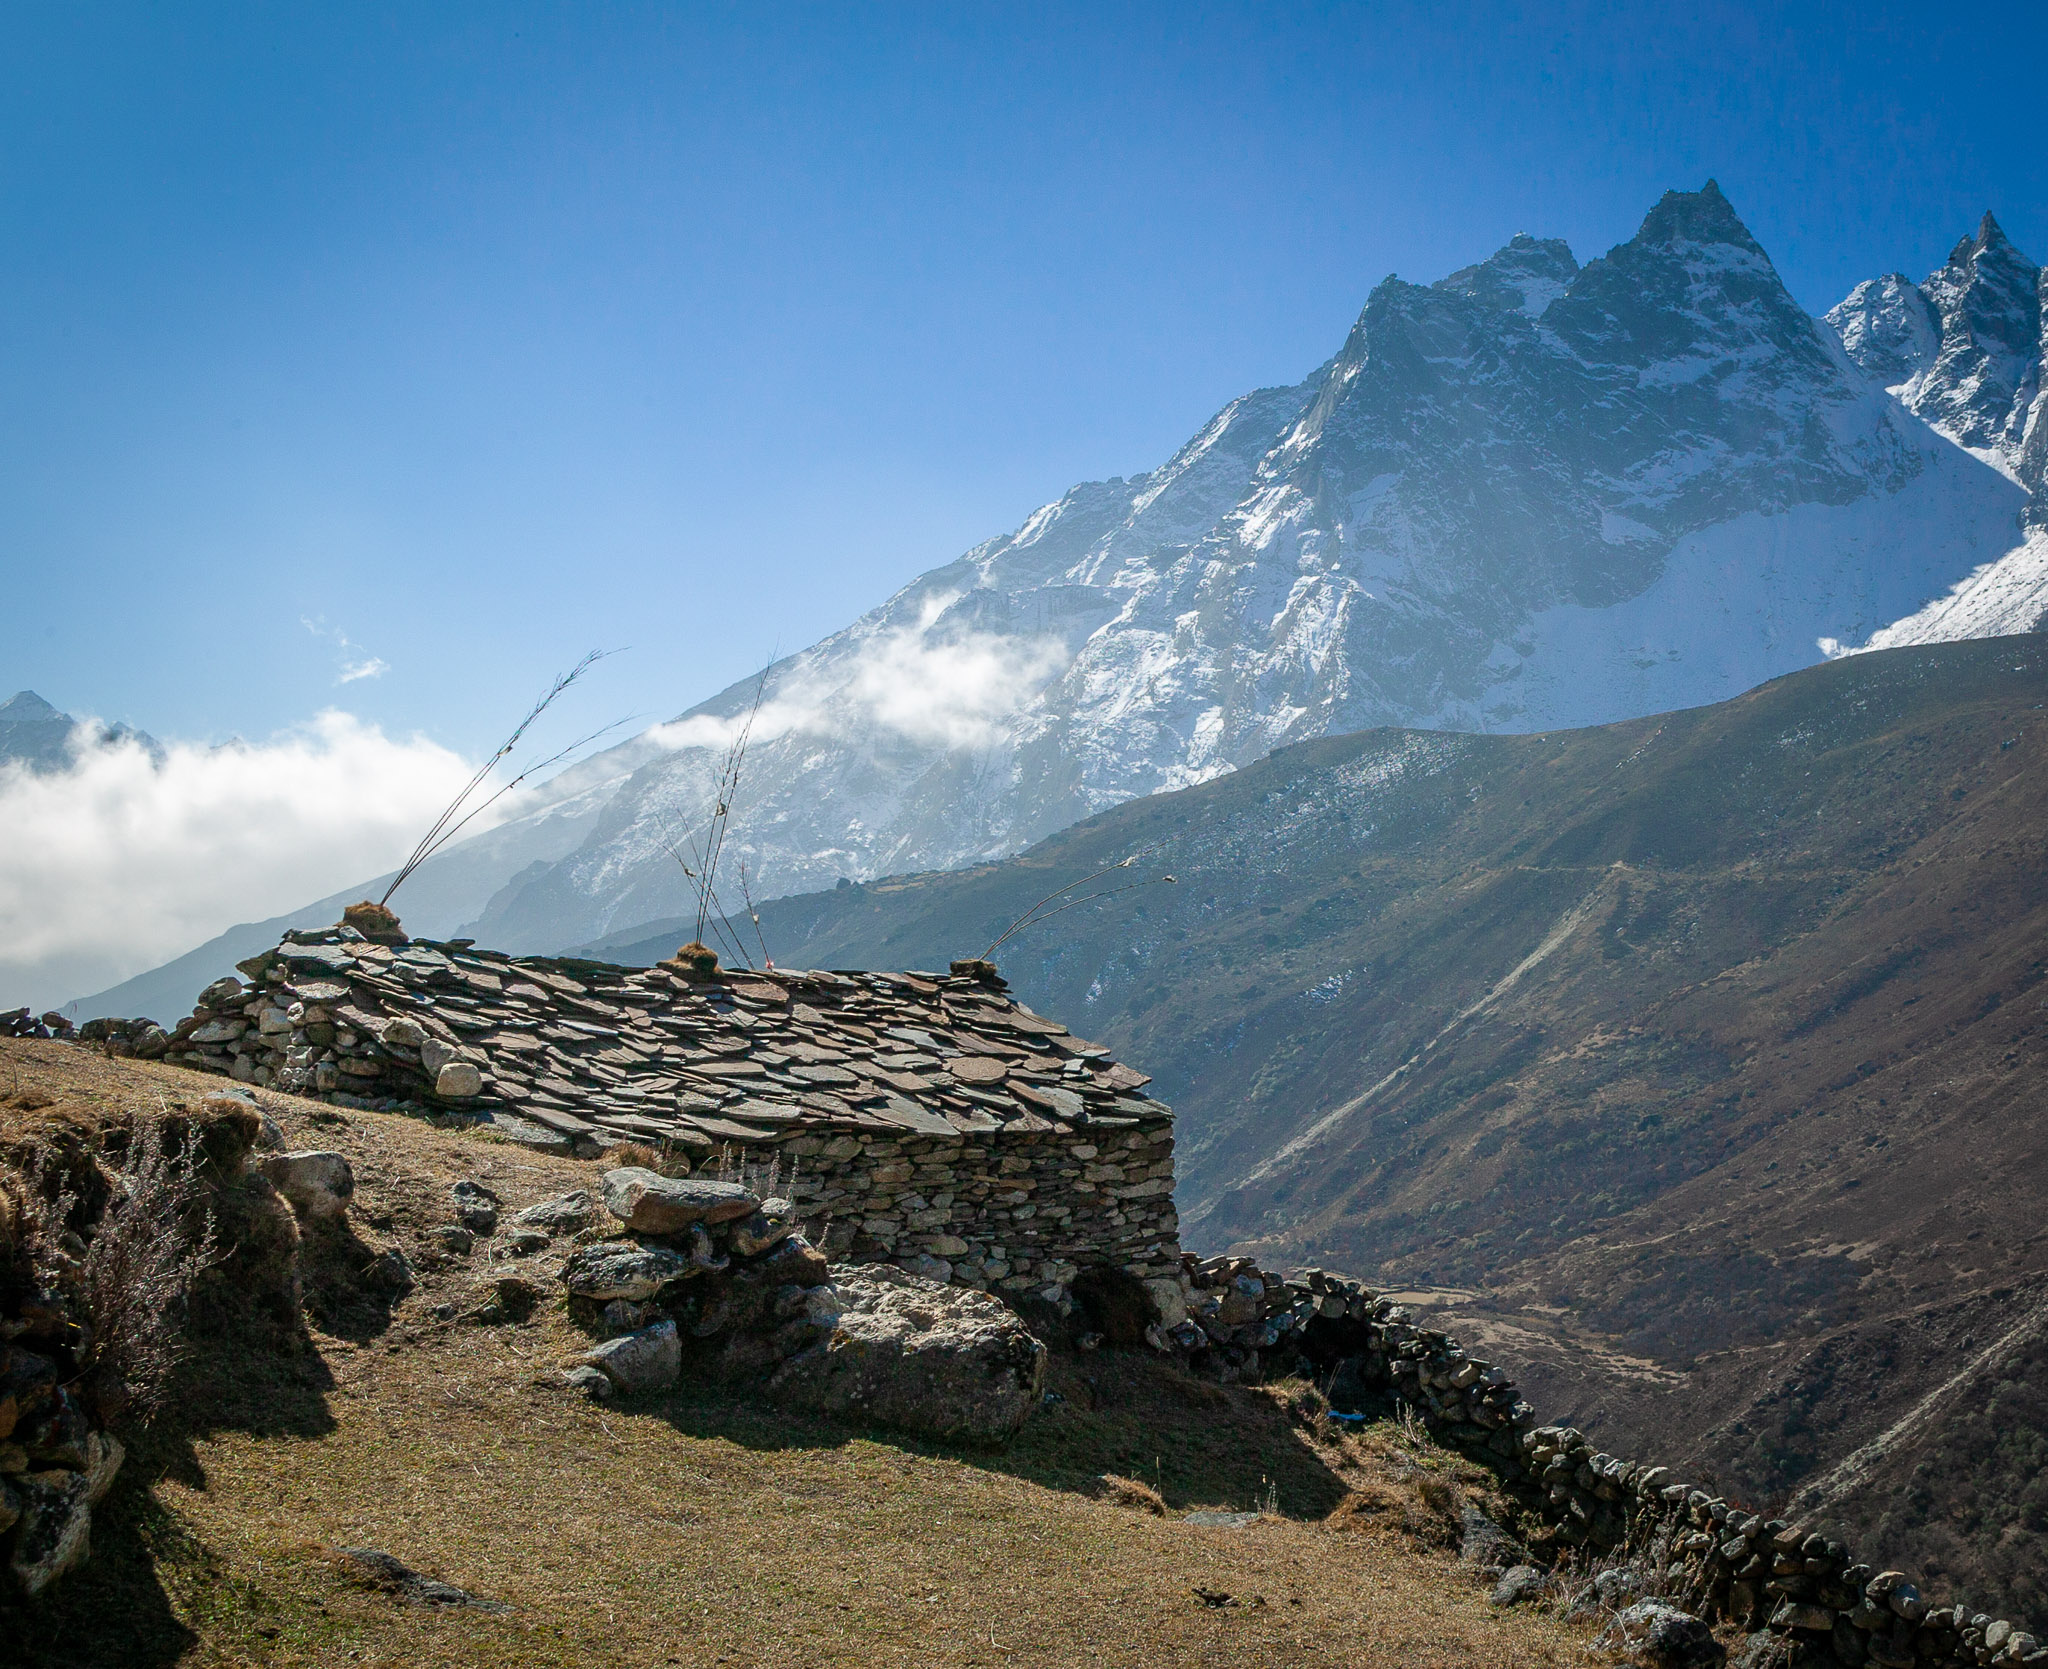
[1434,233,1579,318]
[1948,210,2029,269]
[1630,178,1762,252]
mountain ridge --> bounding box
[75,186,2046,1013]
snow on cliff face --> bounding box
[454,184,2035,952]
[1823,212,2046,647]
[1827,215,2044,491]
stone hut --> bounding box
[162,924,1182,1308]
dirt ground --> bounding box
[2,1039,1599,1668]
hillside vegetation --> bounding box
[581,636,2048,1620]
[0,1039,1591,1668]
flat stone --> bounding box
[509,1190,597,1235]
[561,1242,693,1302]
[599,1168,758,1234]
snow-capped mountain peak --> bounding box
[94,185,2044,995]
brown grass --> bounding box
[1096,1474,1169,1515]
[1,1039,1593,1668]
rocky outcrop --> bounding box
[546,1167,1048,1444]
[765,1264,1047,1442]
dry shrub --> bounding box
[341,900,406,941]
[605,1139,694,1179]
[1325,1474,1465,1550]
[671,941,720,979]
[71,1110,223,1421]
[1096,1473,1168,1515]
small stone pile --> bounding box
[1,1011,76,1042]
[542,1166,1045,1441]
[74,1017,167,1057]
[154,919,1181,1305]
[1174,1256,2045,1667]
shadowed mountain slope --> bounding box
[581,634,2048,1618]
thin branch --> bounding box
[980,842,1171,960]
[982,875,1178,956]
[380,650,616,908]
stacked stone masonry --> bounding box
[1179,1257,2045,1667]
[155,924,1181,1298]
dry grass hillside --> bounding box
[615,635,2048,1620]
[1,1039,1596,1668]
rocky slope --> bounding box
[1,1037,1593,1669]
[585,636,2048,1621]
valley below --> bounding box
[578,636,2048,1621]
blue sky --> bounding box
[4,0,2044,756]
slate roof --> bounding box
[248,934,1170,1149]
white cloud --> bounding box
[302,616,391,685]
[647,595,1066,756]
[0,714,480,1009]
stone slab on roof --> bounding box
[235,934,1170,1149]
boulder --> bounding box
[561,1241,693,1302]
[1595,1601,1725,1668]
[434,1062,483,1099]
[1143,1278,1189,1328]
[600,1168,757,1234]
[83,1431,125,1504]
[581,1320,681,1394]
[766,1265,1045,1442]
[1491,1565,1551,1606]
[8,1468,92,1596]
[511,1189,599,1235]
[260,1151,354,1220]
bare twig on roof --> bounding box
[380,650,623,909]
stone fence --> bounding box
[1170,1255,2042,1667]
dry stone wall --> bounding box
[782,1123,1179,1305]
[1175,1255,2044,1667]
